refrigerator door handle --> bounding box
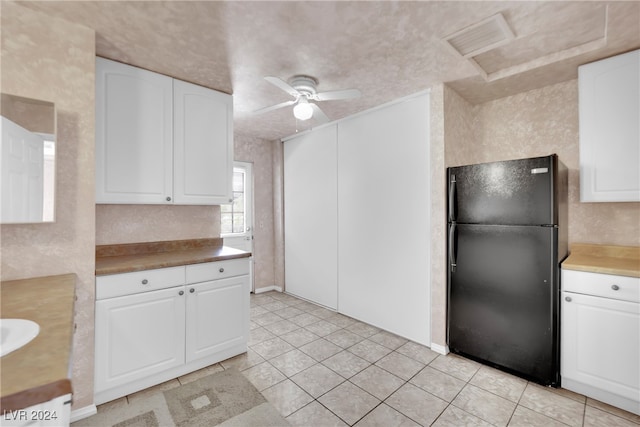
[449,223,457,272]
[448,174,456,222]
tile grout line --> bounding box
[254,293,476,425]
[250,292,640,427]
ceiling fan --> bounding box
[253,75,361,124]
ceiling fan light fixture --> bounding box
[293,98,313,121]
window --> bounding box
[221,168,246,234]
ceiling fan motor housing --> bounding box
[288,75,318,98]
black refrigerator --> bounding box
[447,154,568,387]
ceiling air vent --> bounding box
[444,13,515,58]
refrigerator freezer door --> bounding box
[448,224,559,386]
[449,156,555,226]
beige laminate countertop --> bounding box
[562,243,640,278]
[0,274,76,411]
[95,238,251,276]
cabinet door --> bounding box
[96,58,173,204]
[185,275,249,363]
[561,291,640,402]
[173,80,233,205]
[579,49,640,202]
[95,287,186,393]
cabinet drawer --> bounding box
[562,269,639,303]
[186,258,250,284]
[96,266,185,300]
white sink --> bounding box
[1,318,40,357]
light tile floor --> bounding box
[92,290,640,427]
[238,291,640,427]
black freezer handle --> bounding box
[449,223,457,273]
[448,174,456,222]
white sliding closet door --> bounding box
[283,125,338,309]
[338,94,431,345]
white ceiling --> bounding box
[20,1,640,141]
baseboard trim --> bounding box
[430,343,449,355]
[71,404,97,422]
[562,378,640,415]
[254,285,283,294]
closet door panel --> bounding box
[338,94,431,345]
[283,125,338,309]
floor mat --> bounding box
[73,369,290,427]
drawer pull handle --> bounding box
[142,279,149,285]
[611,284,620,291]
[179,290,184,296]
[219,268,225,273]
[565,296,572,302]
[190,288,195,293]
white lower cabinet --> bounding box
[186,276,248,363]
[561,269,640,415]
[95,287,186,393]
[95,259,249,405]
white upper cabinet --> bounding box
[96,57,233,205]
[173,80,233,204]
[96,58,173,203]
[579,49,640,202]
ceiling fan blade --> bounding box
[312,88,362,101]
[310,103,330,124]
[264,76,300,98]
[252,99,296,114]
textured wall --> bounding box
[95,134,278,291]
[95,205,220,245]
[234,134,276,290]
[429,85,447,349]
[470,80,640,247]
[272,140,285,289]
[431,84,482,350]
[433,79,640,350]
[443,85,478,167]
[0,2,96,410]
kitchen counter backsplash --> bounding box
[96,238,251,276]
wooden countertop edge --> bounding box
[561,263,640,278]
[562,243,640,278]
[96,238,224,258]
[0,379,72,412]
[95,250,251,276]
[0,274,76,412]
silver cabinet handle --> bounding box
[565,296,572,302]
[179,290,184,296]
[611,284,620,291]
[166,196,171,202]
[219,268,225,273]
[142,279,148,285]
[190,288,195,293]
